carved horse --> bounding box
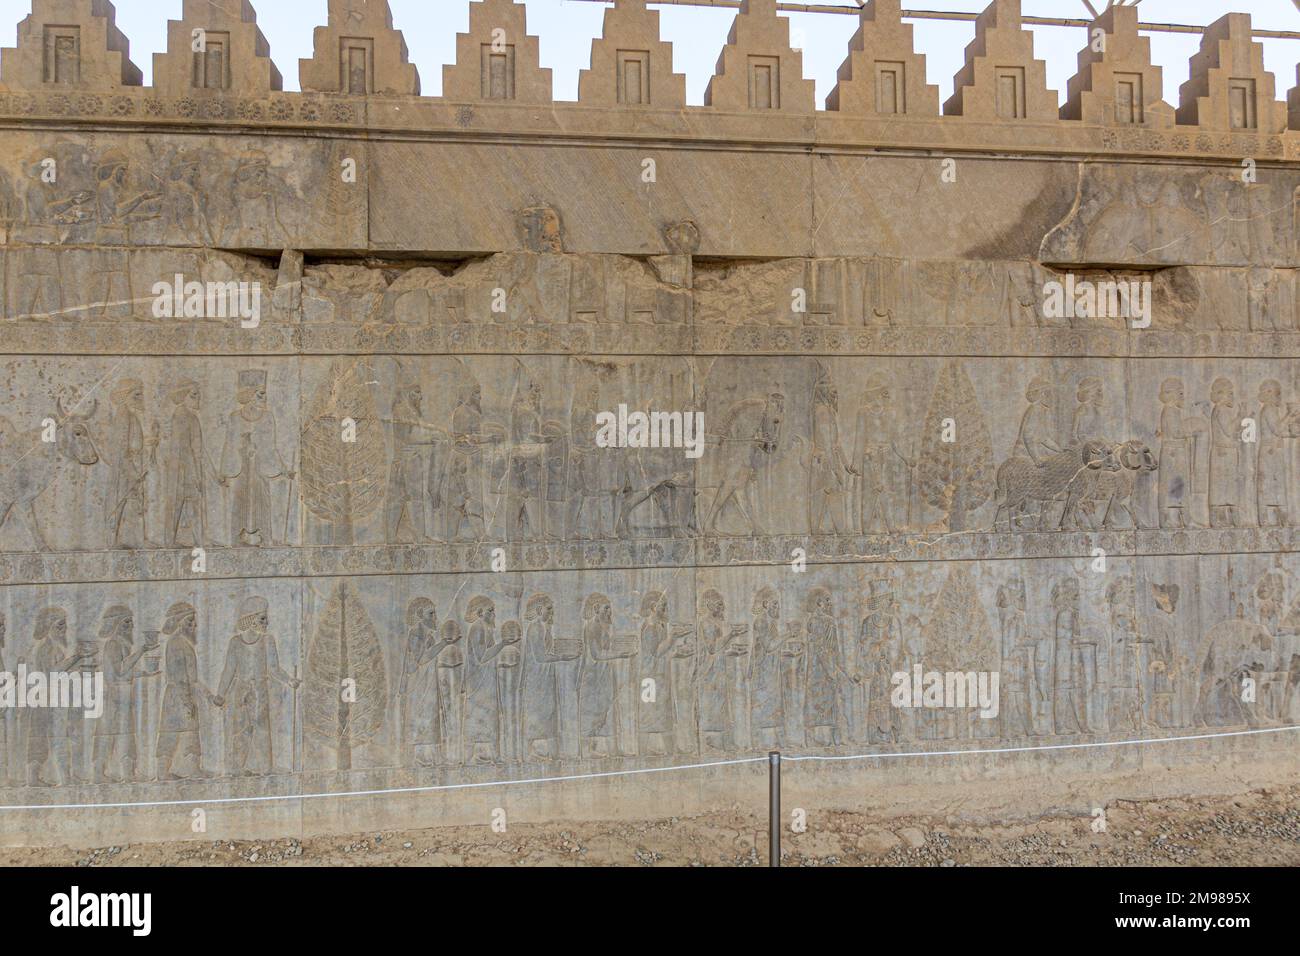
[698,393,785,536]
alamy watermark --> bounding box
[595,405,705,459]
[891,663,1000,719]
[151,274,262,328]
[50,886,151,936]
[1042,274,1151,328]
[0,666,104,719]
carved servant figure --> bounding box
[463,596,504,765]
[216,597,298,776]
[220,370,292,548]
[25,608,86,787]
[163,380,222,548]
[104,378,159,550]
[156,602,220,781]
[1208,377,1241,528]
[92,605,158,783]
[521,593,562,761]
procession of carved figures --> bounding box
[3,355,1300,555]
[1,559,1297,788]
[0,137,349,257]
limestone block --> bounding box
[577,0,686,110]
[825,0,939,117]
[0,0,141,91]
[809,154,1077,261]
[1177,13,1287,134]
[368,142,814,258]
[943,0,1058,122]
[1060,5,1173,127]
[299,0,419,96]
[441,0,552,105]
[703,0,815,114]
[153,0,282,98]
[1290,65,1300,132]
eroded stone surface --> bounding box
[0,0,1298,846]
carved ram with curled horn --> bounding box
[0,395,101,551]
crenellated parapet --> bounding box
[703,0,815,114]
[0,0,1294,163]
[442,0,552,105]
[1060,5,1172,127]
[153,0,282,98]
[577,0,685,109]
[0,0,141,91]
[1177,12,1287,134]
[300,0,420,96]
[825,0,938,116]
[1291,66,1300,132]
[944,0,1057,121]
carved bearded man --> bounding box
[26,608,86,787]
[808,371,856,535]
[444,383,490,541]
[1256,380,1298,528]
[521,593,561,761]
[92,605,157,783]
[463,596,505,765]
[399,598,440,767]
[221,370,292,548]
[386,375,435,544]
[858,580,902,744]
[104,378,158,550]
[217,597,298,776]
[996,580,1035,738]
[156,602,219,781]
[803,588,850,747]
[163,379,220,548]
[231,150,286,247]
[1208,377,1241,528]
[1016,377,1062,465]
[853,374,912,534]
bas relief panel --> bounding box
[0,124,1296,825]
[1,554,1297,793]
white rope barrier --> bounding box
[3,724,1295,812]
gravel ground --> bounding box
[1,785,1296,867]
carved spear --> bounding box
[283,453,297,545]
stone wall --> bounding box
[1,0,1299,846]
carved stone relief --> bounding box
[0,0,1298,847]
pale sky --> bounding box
[0,0,1296,108]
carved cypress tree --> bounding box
[300,358,385,544]
[304,582,388,770]
[921,566,997,673]
[917,359,993,532]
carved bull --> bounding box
[0,397,101,550]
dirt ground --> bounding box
[2,785,1296,867]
